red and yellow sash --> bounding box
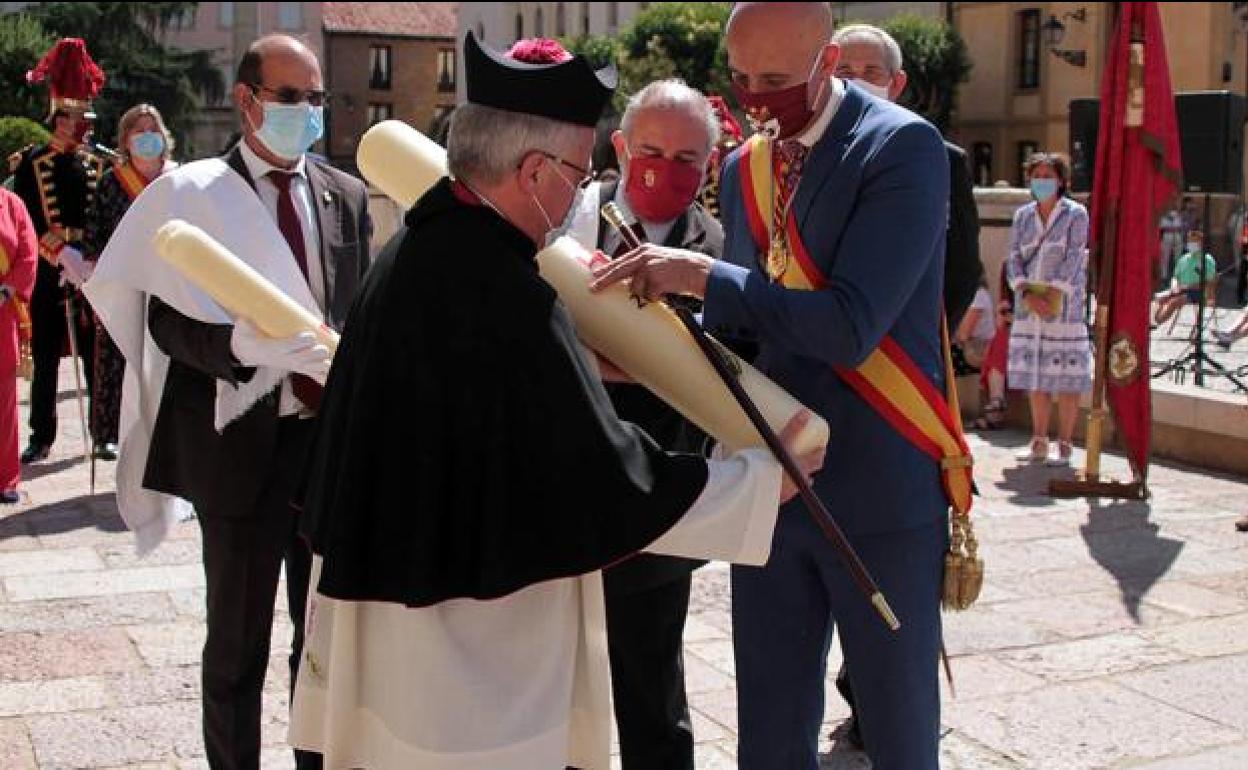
[738,135,973,514]
[114,161,150,201]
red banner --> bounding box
[1093,2,1182,477]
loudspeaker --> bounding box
[1066,91,1246,194]
[1069,98,1099,193]
[1177,91,1245,194]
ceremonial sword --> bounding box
[62,289,93,488]
[601,202,900,632]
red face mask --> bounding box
[731,54,829,140]
[624,154,703,223]
[71,118,92,145]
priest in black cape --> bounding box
[288,33,821,770]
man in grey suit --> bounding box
[581,79,724,770]
[141,36,371,770]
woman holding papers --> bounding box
[1006,152,1092,466]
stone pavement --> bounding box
[2,362,1248,769]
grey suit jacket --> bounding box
[595,182,725,595]
[142,147,373,520]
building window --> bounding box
[172,6,196,30]
[1017,140,1039,186]
[367,103,393,126]
[369,46,392,90]
[219,1,234,28]
[608,2,619,30]
[438,49,456,93]
[278,2,303,30]
[556,3,567,36]
[535,7,545,36]
[1017,9,1041,90]
[972,142,993,187]
[515,12,523,40]
[581,2,590,35]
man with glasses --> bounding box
[566,77,724,770]
[85,34,371,770]
[590,4,956,768]
[284,34,820,769]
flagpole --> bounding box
[1051,4,1146,500]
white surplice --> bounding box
[289,447,782,770]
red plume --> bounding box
[26,38,105,104]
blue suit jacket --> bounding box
[705,82,951,536]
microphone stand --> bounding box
[601,202,900,632]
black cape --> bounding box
[300,178,709,607]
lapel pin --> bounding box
[322,190,333,204]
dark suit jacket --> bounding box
[596,182,725,595]
[143,147,372,520]
[945,141,984,328]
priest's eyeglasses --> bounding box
[246,83,329,107]
[539,152,595,189]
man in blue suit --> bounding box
[590,3,952,768]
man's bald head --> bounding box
[727,2,834,58]
[231,34,324,167]
[726,2,837,96]
[236,34,320,88]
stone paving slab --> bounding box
[2,363,1248,768]
[941,680,1241,769]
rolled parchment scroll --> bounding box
[153,219,339,354]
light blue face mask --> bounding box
[130,131,165,160]
[1030,177,1059,202]
[254,101,324,161]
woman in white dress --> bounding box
[1005,153,1093,466]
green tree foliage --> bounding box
[0,14,56,122]
[7,3,223,156]
[564,3,732,115]
[0,116,51,180]
[879,14,972,133]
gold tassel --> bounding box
[943,513,984,611]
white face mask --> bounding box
[852,78,892,101]
[1187,242,1201,254]
[532,158,584,247]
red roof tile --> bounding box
[323,2,457,39]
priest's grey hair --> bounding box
[447,103,588,185]
[831,24,904,75]
[619,79,720,155]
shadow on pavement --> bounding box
[995,461,1078,507]
[1080,497,1181,622]
[21,455,88,482]
[0,492,125,543]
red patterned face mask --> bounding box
[624,154,703,222]
[731,52,829,140]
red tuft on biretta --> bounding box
[506,38,573,65]
[26,38,105,110]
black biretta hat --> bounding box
[463,32,616,128]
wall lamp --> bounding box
[1042,8,1088,68]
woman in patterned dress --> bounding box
[1006,152,1093,466]
[84,104,176,460]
